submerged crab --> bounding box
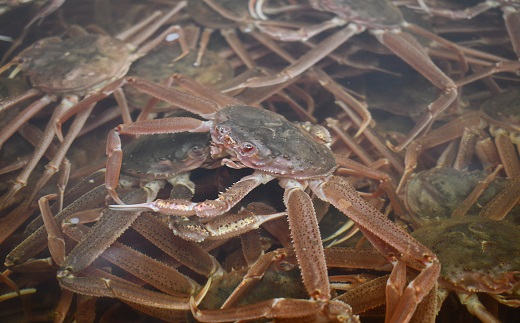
[0,1,186,211]
[409,0,520,57]
[105,74,440,322]
[412,217,520,322]
[226,0,520,150]
[4,128,219,320]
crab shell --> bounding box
[211,105,337,179]
[19,35,132,95]
[412,217,520,294]
[310,0,404,28]
[121,132,211,181]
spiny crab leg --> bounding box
[59,186,160,274]
[5,184,108,266]
[62,223,199,297]
[40,195,201,298]
[58,266,192,311]
[132,213,223,279]
[170,209,287,243]
[191,297,356,322]
[309,175,440,323]
[110,171,276,217]
[37,191,202,317]
[280,178,331,301]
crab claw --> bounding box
[109,199,198,216]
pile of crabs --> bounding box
[0,0,519,322]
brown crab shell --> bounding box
[212,105,337,179]
[412,217,520,294]
[19,34,132,96]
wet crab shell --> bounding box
[126,44,233,109]
[480,89,520,133]
[310,0,404,28]
[212,105,337,179]
[122,132,211,180]
[19,34,132,95]
[405,168,514,223]
[412,218,520,294]
[186,0,247,29]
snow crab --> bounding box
[105,74,440,322]
[225,0,520,151]
[409,0,520,58]
[397,87,520,222]
[0,1,187,211]
[404,170,520,322]
[4,129,219,320]
[413,217,520,322]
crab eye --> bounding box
[189,145,205,157]
[216,126,227,135]
[240,142,256,155]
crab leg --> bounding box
[62,224,199,297]
[191,297,355,322]
[280,178,330,301]
[170,210,287,242]
[5,184,107,266]
[504,8,520,57]
[27,103,95,206]
[60,187,158,274]
[58,267,191,311]
[0,88,42,113]
[0,94,55,149]
[132,213,223,279]
[24,170,106,235]
[310,175,440,323]
[0,96,79,211]
[228,24,364,90]
[173,74,242,107]
[126,76,221,117]
[377,31,458,151]
[454,293,500,323]
[39,193,200,299]
[111,171,275,217]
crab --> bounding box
[331,216,520,322]
[101,74,440,322]
[123,25,234,122]
[396,87,520,220]
[407,0,520,58]
[4,129,216,320]
[401,163,520,322]
[413,217,520,322]
[404,167,519,225]
[325,163,520,322]
[222,0,520,151]
[0,1,187,211]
